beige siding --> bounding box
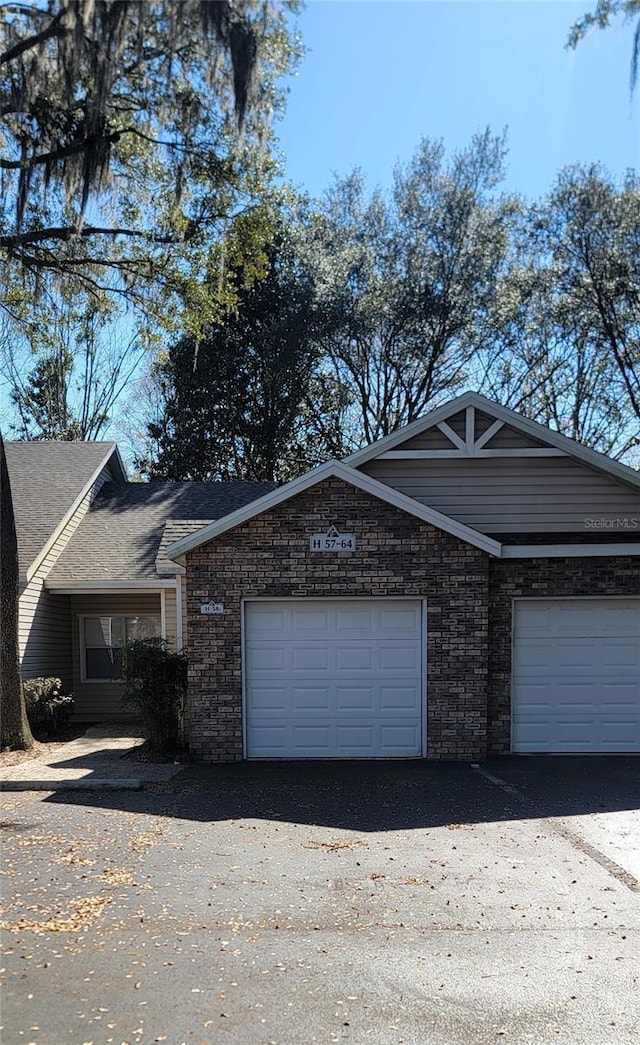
[18,463,113,690]
[71,593,162,720]
[181,575,187,651]
[164,588,178,648]
[360,456,640,533]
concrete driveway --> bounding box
[1,757,639,1045]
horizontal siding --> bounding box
[393,417,550,453]
[164,589,178,648]
[400,427,459,451]
[360,456,640,533]
[18,464,113,691]
[483,424,547,450]
[181,576,187,651]
[70,593,162,720]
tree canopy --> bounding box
[141,209,347,482]
[568,1,640,90]
[0,0,300,299]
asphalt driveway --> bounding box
[1,757,639,1045]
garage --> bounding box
[244,599,424,758]
[512,599,640,753]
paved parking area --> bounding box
[1,758,639,1045]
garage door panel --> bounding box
[249,686,289,711]
[336,607,375,631]
[513,599,640,753]
[379,645,421,671]
[335,647,374,671]
[380,605,422,633]
[291,647,330,671]
[380,724,422,753]
[292,608,331,632]
[245,600,424,758]
[249,608,287,634]
[380,684,421,710]
[335,686,374,711]
[248,647,287,671]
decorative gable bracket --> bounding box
[379,405,567,460]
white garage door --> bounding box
[245,600,424,758]
[513,599,640,752]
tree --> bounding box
[480,165,640,458]
[2,291,149,440]
[0,0,300,300]
[141,212,347,482]
[0,432,33,750]
[568,2,640,90]
[308,130,518,445]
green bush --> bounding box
[23,677,74,737]
[121,638,187,754]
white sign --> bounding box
[200,601,224,615]
[310,525,356,552]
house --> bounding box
[5,439,273,720]
[166,393,640,761]
[7,392,640,759]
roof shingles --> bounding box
[46,481,275,584]
[5,441,118,580]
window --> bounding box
[82,615,162,681]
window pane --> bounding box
[126,616,161,642]
[84,617,126,648]
[85,647,123,680]
[84,617,113,648]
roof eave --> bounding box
[345,391,640,494]
[25,443,124,582]
[166,459,501,559]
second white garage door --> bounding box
[513,599,640,752]
[244,600,424,758]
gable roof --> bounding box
[4,440,126,583]
[345,392,640,493]
[46,480,276,587]
[166,460,502,560]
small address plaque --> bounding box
[310,525,356,552]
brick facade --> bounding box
[488,557,640,756]
[185,478,489,762]
[184,477,640,763]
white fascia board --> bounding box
[26,443,123,582]
[345,391,640,495]
[45,579,179,593]
[166,459,502,559]
[472,398,640,493]
[345,393,477,467]
[502,544,640,558]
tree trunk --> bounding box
[0,434,34,750]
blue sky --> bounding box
[275,0,640,200]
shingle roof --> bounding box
[4,441,120,581]
[46,481,276,584]
[155,520,214,575]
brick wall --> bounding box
[488,557,640,755]
[185,478,490,762]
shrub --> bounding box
[121,638,187,754]
[23,677,74,737]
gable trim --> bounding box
[377,448,566,460]
[346,392,640,494]
[26,444,126,582]
[45,579,179,593]
[502,544,640,558]
[166,460,502,560]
